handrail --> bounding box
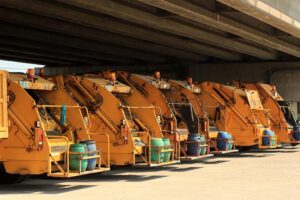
[35,104,84,108]
[87,132,110,168]
[80,107,92,129]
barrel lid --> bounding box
[80,140,96,144]
[218,131,228,134]
[188,133,200,136]
[70,143,86,147]
[151,138,163,140]
[262,129,274,135]
[217,131,229,138]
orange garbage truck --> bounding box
[196,81,279,149]
[234,81,299,146]
[167,77,238,155]
[118,71,215,161]
[0,70,109,184]
[60,72,178,167]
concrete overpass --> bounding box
[1,0,300,116]
[0,0,299,69]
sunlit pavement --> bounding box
[1,146,300,200]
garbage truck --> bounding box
[0,70,109,184]
[196,81,279,149]
[119,71,216,161]
[167,77,238,154]
[60,71,178,166]
[234,81,299,146]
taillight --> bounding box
[83,116,89,127]
[35,128,44,151]
[170,121,175,134]
[156,116,161,124]
[121,122,129,144]
[201,119,206,132]
[255,127,260,136]
[27,68,35,81]
[39,68,45,77]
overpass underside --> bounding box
[0,0,299,71]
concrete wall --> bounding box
[260,0,300,21]
[187,62,299,83]
[187,64,270,84]
[271,70,300,101]
[187,61,300,84]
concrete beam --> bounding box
[0,23,163,63]
[57,0,276,59]
[137,0,300,59]
[192,61,300,68]
[218,0,300,39]
[0,44,108,64]
[43,64,182,76]
[0,0,241,60]
[0,8,207,62]
[0,36,136,64]
[0,52,71,65]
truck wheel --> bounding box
[290,143,299,147]
[0,163,28,184]
[236,146,252,151]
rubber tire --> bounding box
[0,163,28,184]
[236,146,253,151]
[290,143,299,147]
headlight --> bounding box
[160,83,168,89]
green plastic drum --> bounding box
[227,133,233,150]
[271,131,276,147]
[162,138,171,162]
[69,144,88,172]
[200,135,207,155]
[151,138,164,162]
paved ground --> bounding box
[1,146,300,200]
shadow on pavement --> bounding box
[111,166,175,173]
[219,152,269,158]
[71,174,167,183]
[201,160,229,165]
[2,147,298,195]
[248,149,299,154]
[168,167,202,172]
[0,173,167,194]
[115,164,204,173]
[0,182,95,195]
